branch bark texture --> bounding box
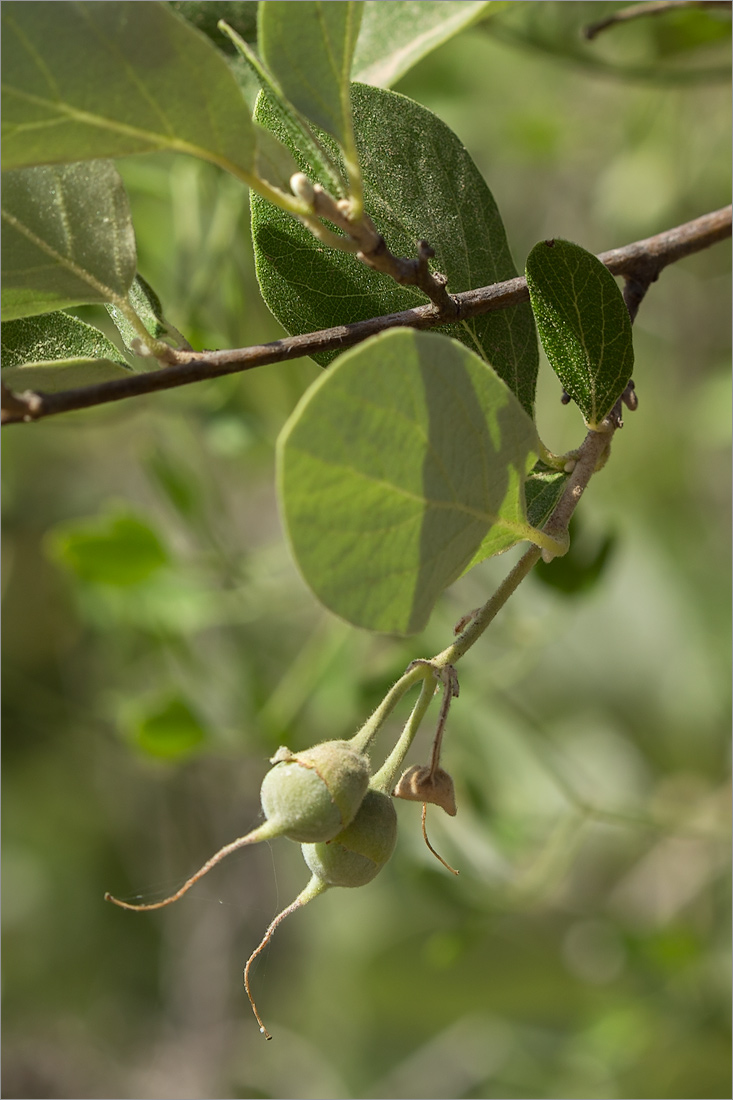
[2,206,730,426]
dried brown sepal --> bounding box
[393,764,457,816]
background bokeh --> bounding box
[3,4,731,1098]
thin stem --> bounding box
[104,819,280,911]
[428,668,459,778]
[371,678,436,793]
[244,874,328,1039]
[349,661,433,755]
[583,0,731,40]
[4,206,728,425]
[421,803,460,875]
[435,546,542,668]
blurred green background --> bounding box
[2,4,731,1098]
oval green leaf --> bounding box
[258,1,363,150]
[1,1,256,176]
[1,312,132,392]
[353,1,505,88]
[277,328,540,635]
[526,238,634,428]
[1,161,136,320]
[252,82,538,416]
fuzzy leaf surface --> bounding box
[106,275,188,353]
[258,1,363,148]
[1,312,131,393]
[353,1,505,88]
[278,329,540,635]
[221,21,346,196]
[1,162,136,320]
[252,82,538,415]
[2,1,256,175]
[526,239,634,428]
[465,460,570,572]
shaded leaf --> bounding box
[465,459,570,572]
[1,161,136,320]
[252,82,538,415]
[106,274,189,353]
[129,696,207,760]
[168,1,258,53]
[277,329,539,635]
[353,1,505,88]
[533,514,616,596]
[2,1,256,175]
[526,238,634,428]
[1,311,131,393]
[525,461,570,530]
[47,510,168,587]
[485,0,731,85]
[258,1,363,149]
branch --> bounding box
[583,1,731,41]
[2,206,729,426]
[295,176,460,319]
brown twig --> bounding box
[583,0,731,41]
[2,206,729,426]
[304,180,460,320]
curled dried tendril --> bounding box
[244,875,329,1040]
[421,803,459,876]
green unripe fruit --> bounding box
[259,740,371,843]
[301,788,398,887]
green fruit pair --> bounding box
[105,738,399,1039]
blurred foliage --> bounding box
[2,3,730,1098]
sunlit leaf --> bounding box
[1,1,256,175]
[1,312,131,392]
[1,161,136,320]
[278,328,540,635]
[258,1,363,149]
[353,1,506,88]
[220,20,346,196]
[526,238,634,428]
[252,82,538,415]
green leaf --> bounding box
[252,82,539,416]
[1,1,256,176]
[1,161,137,320]
[258,1,363,150]
[277,329,540,635]
[106,274,189,354]
[220,21,346,196]
[47,510,169,587]
[129,695,207,760]
[464,459,570,573]
[1,312,132,393]
[168,1,258,53]
[533,515,616,597]
[526,238,634,428]
[525,461,571,530]
[353,1,506,88]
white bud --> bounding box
[290,173,315,204]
